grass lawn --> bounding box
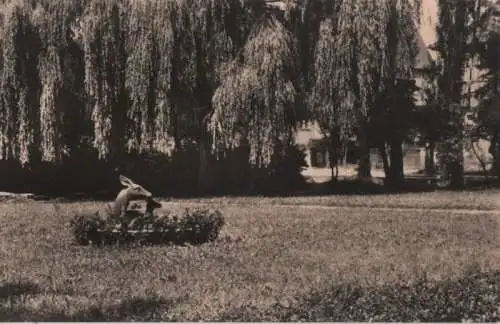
[1,191,499,321]
[175,189,500,210]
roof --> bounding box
[415,30,434,69]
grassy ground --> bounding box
[174,189,500,210]
[1,191,499,321]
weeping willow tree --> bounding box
[309,15,354,178]
[171,0,262,190]
[310,0,419,183]
[291,0,340,115]
[170,0,252,138]
[33,3,63,163]
[0,1,41,165]
[31,0,85,163]
[311,0,391,179]
[280,1,342,180]
[124,0,175,154]
[78,0,127,163]
[150,0,176,153]
[211,14,299,167]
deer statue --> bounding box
[101,175,154,225]
[127,197,163,228]
[144,197,162,217]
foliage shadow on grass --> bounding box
[217,268,500,322]
[0,281,41,302]
[1,293,180,322]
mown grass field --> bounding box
[1,190,499,321]
[175,189,500,210]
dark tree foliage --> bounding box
[310,0,419,185]
[0,3,41,165]
[2,0,476,196]
[433,0,476,188]
[0,0,311,196]
[473,0,500,180]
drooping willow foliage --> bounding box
[310,15,354,141]
[0,0,427,178]
[392,0,420,80]
[171,0,253,143]
[0,3,19,161]
[0,1,40,165]
[79,0,127,160]
[34,5,62,162]
[211,16,299,166]
[124,0,178,154]
[125,1,160,152]
[32,0,82,163]
[150,0,175,153]
[0,0,262,166]
[310,0,419,141]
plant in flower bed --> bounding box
[217,267,500,322]
[70,207,225,246]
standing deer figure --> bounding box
[103,175,153,223]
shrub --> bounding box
[70,212,106,245]
[70,207,225,246]
[215,143,308,195]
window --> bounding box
[311,148,327,168]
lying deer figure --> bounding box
[127,197,163,228]
[100,175,154,228]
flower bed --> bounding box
[70,207,225,246]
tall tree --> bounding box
[78,0,127,164]
[309,14,354,176]
[414,59,448,175]
[33,0,86,163]
[210,12,300,168]
[124,0,175,154]
[371,0,419,189]
[0,1,41,165]
[473,0,500,179]
[289,0,342,179]
[173,0,265,191]
[311,0,419,183]
[434,0,475,188]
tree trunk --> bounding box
[329,131,339,183]
[357,128,372,179]
[424,142,436,176]
[447,160,464,189]
[437,131,465,189]
[387,139,405,190]
[197,138,215,194]
[490,134,500,184]
[494,149,500,185]
[379,143,390,180]
[329,146,337,182]
[444,141,465,189]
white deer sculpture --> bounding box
[101,175,154,226]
